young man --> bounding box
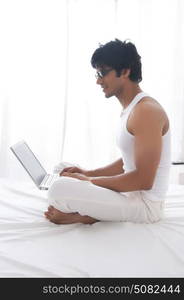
[44,39,171,225]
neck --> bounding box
[116,82,142,109]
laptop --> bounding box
[10,140,59,190]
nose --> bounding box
[96,77,103,85]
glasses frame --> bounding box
[95,68,114,79]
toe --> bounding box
[48,205,54,211]
[44,211,51,219]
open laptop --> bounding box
[10,140,59,190]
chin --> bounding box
[105,93,113,98]
[103,88,114,98]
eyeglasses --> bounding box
[95,68,114,79]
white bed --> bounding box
[0,177,184,278]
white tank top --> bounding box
[116,92,171,201]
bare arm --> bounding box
[90,103,164,192]
[60,158,124,177]
[85,158,124,177]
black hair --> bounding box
[91,39,142,83]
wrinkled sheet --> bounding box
[0,178,184,277]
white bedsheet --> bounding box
[0,178,184,278]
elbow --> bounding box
[137,170,155,190]
[142,184,153,190]
[141,180,154,190]
[137,170,155,191]
[140,178,154,190]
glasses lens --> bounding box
[95,68,113,79]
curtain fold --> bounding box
[0,0,184,181]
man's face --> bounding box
[95,66,123,98]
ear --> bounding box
[121,69,131,78]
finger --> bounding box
[60,170,68,176]
[60,167,74,176]
[62,172,72,177]
[67,167,77,173]
[66,167,74,171]
[60,168,69,175]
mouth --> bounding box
[102,86,107,93]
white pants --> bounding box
[47,177,164,223]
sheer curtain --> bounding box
[0,0,184,182]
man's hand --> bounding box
[62,172,91,182]
[60,166,86,176]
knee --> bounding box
[48,177,71,200]
[47,177,79,212]
[48,176,83,201]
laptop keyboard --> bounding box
[41,174,59,188]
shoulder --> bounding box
[132,96,168,122]
[128,96,169,134]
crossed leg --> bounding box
[44,205,98,225]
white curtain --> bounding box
[0,0,184,182]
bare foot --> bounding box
[44,205,98,225]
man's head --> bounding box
[91,39,142,98]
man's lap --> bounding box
[47,177,161,223]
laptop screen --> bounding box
[10,141,47,186]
